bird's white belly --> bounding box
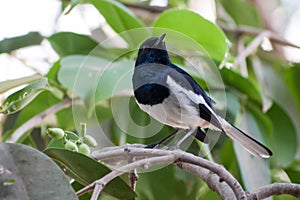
[138,93,210,129]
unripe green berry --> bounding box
[64,141,78,152]
[83,135,97,147]
[47,128,65,140]
[78,143,90,155]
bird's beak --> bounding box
[154,33,166,47]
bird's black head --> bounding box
[135,33,170,66]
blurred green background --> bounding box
[0,0,300,199]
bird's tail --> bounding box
[219,118,272,158]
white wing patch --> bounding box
[166,75,221,130]
[166,76,214,112]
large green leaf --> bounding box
[285,66,300,116]
[221,67,261,103]
[219,0,261,27]
[44,148,137,199]
[110,96,163,144]
[261,64,300,166]
[91,0,148,47]
[267,103,297,167]
[154,9,228,61]
[234,110,271,192]
[58,55,134,114]
[246,101,273,142]
[48,32,110,58]
[0,143,77,200]
[2,91,60,142]
[285,160,300,183]
[0,32,44,53]
[0,78,50,114]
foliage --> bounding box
[0,0,300,199]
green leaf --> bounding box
[2,91,60,142]
[91,0,148,47]
[234,110,271,191]
[219,0,261,27]
[135,166,176,200]
[0,78,49,114]
[48,32,110,58]
[46,61,61,82]
[221,68,261,103]
[285,66,300,116]
[0,143,77,200]
[267,103,297,167]
[260,64,300,167]
[44,148,137,199]
[154,9,228,61]
[110,96,163,144]
[0,74,42,93]
[58,55,134,114]
[246,101,273,141]
[285,160,300,184]
[0,32,44,53]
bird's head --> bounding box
[140,33,166,50]
[135,33,170,66]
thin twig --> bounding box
[237,35,248,77]
[248,183,300,200]
[7,98,79,142]
[126,149,138,190]
[233,31,270,68]
[219,24,300,49]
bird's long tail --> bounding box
[219,118,272,158]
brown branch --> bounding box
[248,183,300,199]
[126,149,138,190]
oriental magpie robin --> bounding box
[132,33,272,158]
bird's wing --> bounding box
[170,64,214,108]
[166,73,222,129]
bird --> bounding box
[132,33,272,158]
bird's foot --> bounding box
[167,143,181,151]
[145,142,160,149]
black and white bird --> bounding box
[132,33,272,158]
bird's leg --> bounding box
[173,128,197,149]
[145,129,180,148]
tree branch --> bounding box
[87,145,300,200]
[177,162,236,200]
[219,24,300,49]
[233,31,270,68]
[89,145,245,199]
[248,183,300,199]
